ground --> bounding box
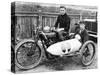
[16,44,97,74]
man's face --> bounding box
[60,8,66,15]
[80,23,85,30]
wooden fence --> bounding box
[12,11,96,40]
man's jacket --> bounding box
[75,27,89,43]
[80,29,89,43]
[55,13,70,32]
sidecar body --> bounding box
[47,37,82,56]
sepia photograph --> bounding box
[11,1,98,73]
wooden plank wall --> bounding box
[15,13,95,40]
[15,16,37,39]
[15,14,58,40]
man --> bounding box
[54,6,70,40]
[74,21,89,43]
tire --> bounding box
[80,40,96,66]
[15,39,43,70]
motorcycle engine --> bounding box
[39,26,57,47]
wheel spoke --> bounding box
[16,42,41,67]
[82,42,95,65]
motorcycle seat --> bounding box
[45,32,56,38]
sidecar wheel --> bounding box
[15,39,43,70]
[80,41,96,66]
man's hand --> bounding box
[51,27,55,30]
[69,33,75,39]
[56,28,64,32]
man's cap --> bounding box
[60,6,66,9]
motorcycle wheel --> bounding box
[15,39,43,70]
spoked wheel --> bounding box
[80,41,96,66]
[15,39,43,69]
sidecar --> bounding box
[15,26,96,70]
[46,39,96,66]
[46,34,82,56]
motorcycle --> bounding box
[15,26,96,70]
